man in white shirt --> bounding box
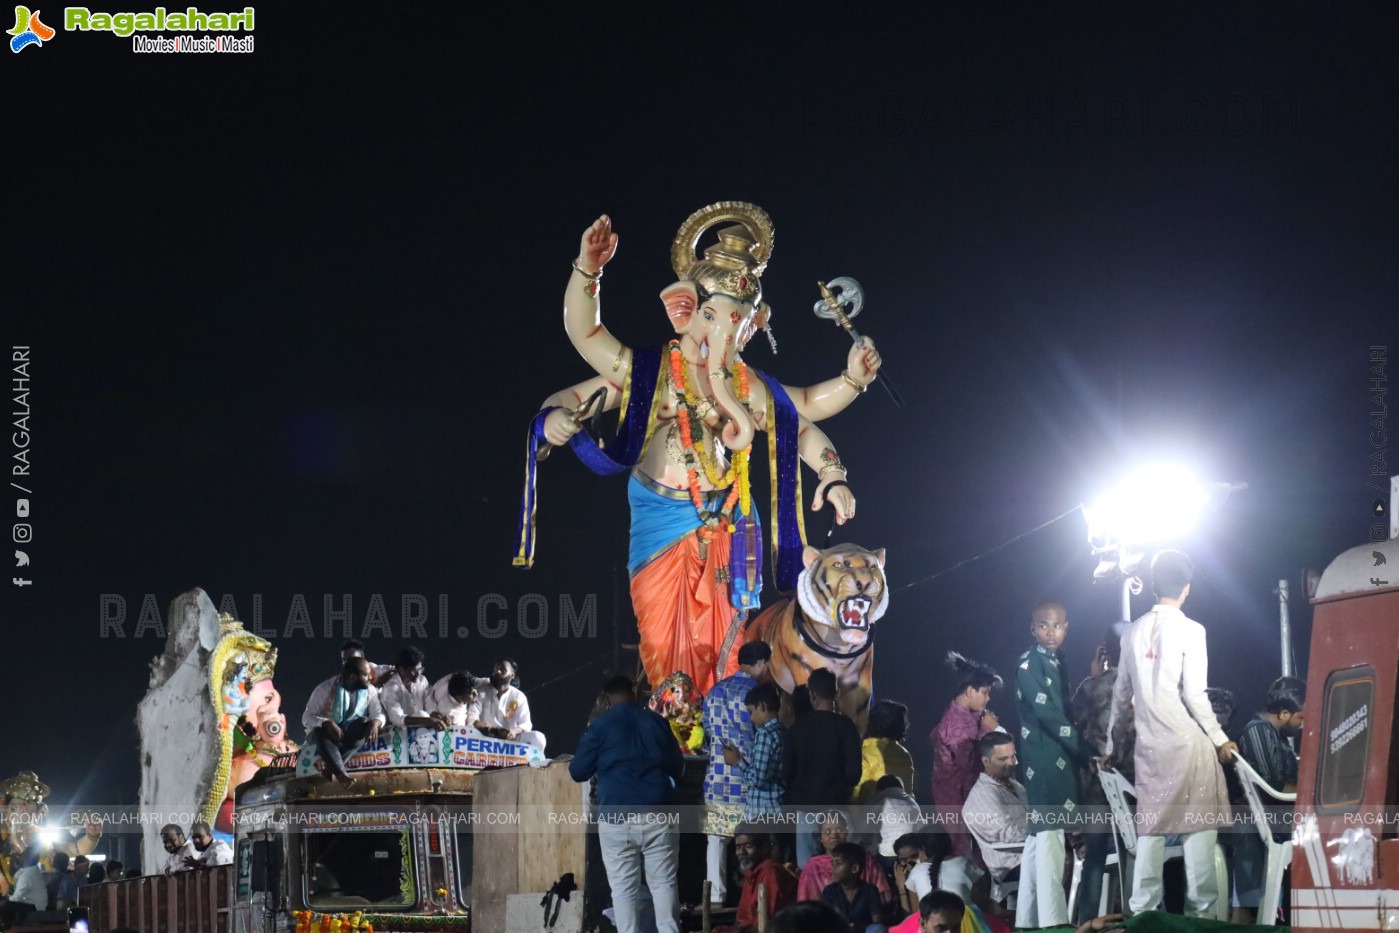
[301,658,386,788]
[183,822,234,869]
[428,671,482,728]
[1104,549,1239,918]
[474,658,547,751]
[160,824,197,875]
[962,732,1027,883]
[379,646,448,730]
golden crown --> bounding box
[1,771,49,804]
[246,648,277,684]
[671,202,774,305]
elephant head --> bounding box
[663,202,776,451]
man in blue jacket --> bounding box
[569,674,686,933]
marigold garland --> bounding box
[667,340,752,536]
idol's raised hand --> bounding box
[847,336,881,387]
[575,215,619,276]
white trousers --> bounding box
[1016,830,1069,928]
[706,834,729,902]
[598,820,679,933]
[1131,831,1220,918]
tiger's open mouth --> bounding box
[837,597,873,641]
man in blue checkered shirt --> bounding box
[701,640,771,904]
[726,682,787,821]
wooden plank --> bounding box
[471,766,520,933]
[517,761,587,894]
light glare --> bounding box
[1086,464,1210,548]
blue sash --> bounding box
[515,347,804,595]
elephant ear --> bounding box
[660,281,698,334]
[738,300,770,349]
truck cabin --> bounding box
[1291,534,1399,931]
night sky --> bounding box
[8,4,1396,822]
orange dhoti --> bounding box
[628,471,746,695]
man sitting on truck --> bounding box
[183,821,234,869]
[380,646,449,730]
[160,824,196,875]
[474,658,546,751]
[428,671,482,728]
[301,657,386,788]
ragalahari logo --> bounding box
[9,6,54,52]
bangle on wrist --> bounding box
[841,370,867,393]
[818,464,847,480]
[571,259,602,281]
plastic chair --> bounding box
[1232,756,1296,925]
[1097,769,1185,914]
[965,830,1024,909]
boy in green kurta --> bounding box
[1013,600,1092,928]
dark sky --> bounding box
[8,4,1396,814]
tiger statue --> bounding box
[743,543,888,733]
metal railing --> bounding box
[80,864,232,933]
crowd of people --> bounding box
[570,548,1305,933]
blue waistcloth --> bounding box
[568,701,686,809]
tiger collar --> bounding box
[794,562,888,660]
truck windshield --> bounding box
[305,830,417,911]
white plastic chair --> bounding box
[1098,769,1185,914]
[1232,756,1296,925]
[966,832,1023,908]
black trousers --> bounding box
[311,719,371,778]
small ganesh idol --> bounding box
[648,671,706,754]
[517,202,882,695]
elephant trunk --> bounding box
[701,338,755,451]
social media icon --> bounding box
[15,499,29,517]
[1374,499,1389,519]
[12,577,31,587]
[14,550,28,566]
[12,524,32,543]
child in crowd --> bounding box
[867,775,923,861]
[724,682,788,825]
[931,652,1003,858]
[898,831,985,907]
[798,813,894,906]
[857,700,916,803]
[821,841,888,932]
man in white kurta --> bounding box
[475,659,547,751]
[1104,549,1239,918]
[428,672,483,728]
[379,647,448,730]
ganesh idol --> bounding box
[1,771,102,896]
[516,202,881,695]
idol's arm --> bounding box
[796,416,855,523]
[563,215,629,380]
[783,337,881,422]
[538,375,623,446]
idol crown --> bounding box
[671,201,774,305]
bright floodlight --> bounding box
[37,827,59,848]
[1084,464,1210,548]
